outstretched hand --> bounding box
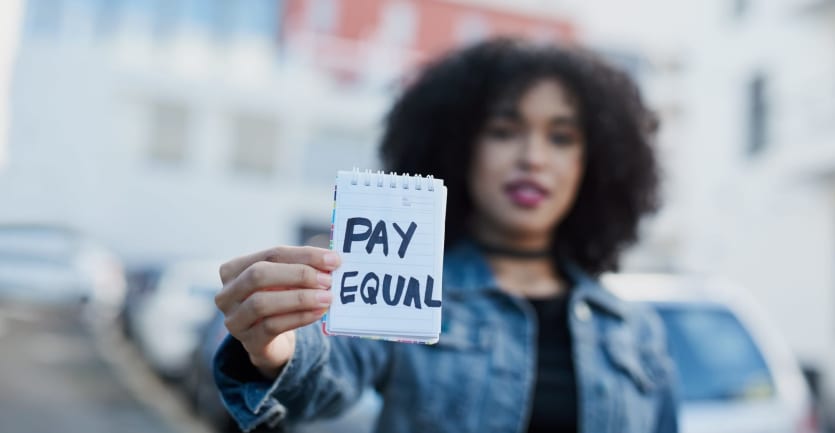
[215,246,340,379]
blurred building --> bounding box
[578,0,835,417]
[0,0,574,265]
[0,0,382,265]
[279,0,573,85]
[675,0,835,417]
[528,0,835,421]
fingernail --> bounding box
[317,272,332,289]
[323,252,338,268]
[316,291,332,306]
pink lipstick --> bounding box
[504,179,549,208]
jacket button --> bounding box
[574,301,592,322]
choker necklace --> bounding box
[474,239,552,259]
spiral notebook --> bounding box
[323,169,447,344]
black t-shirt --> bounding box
[526,295,578,433]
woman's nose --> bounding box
[517,133,548,170]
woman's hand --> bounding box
[215,246,341,379]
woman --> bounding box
[213,38,678,433]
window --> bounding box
[379,1,417,46]
[182,0,212,32]
[731,0,750,19]
[230,113,278,175]
[307,0,339,33]
[151,0,184,41]
[746,73,768,157]
[454,13,489,45]
[657,306,775,402]
[211,0,279,42]
[240,0,279,36]
[302,126,375,183]
[25,0,63,38]
[210,0,235,41]
[94,0,122,38]
[148,101,189,164]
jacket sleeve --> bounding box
[213,323,393,433]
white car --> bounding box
[132,259,223,379]
[603,273,819,433]
[0,225,126,311]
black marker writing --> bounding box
[339,272,442,310]
[392,222,417,259]
[340,271,359,304]
[343,218,419,259]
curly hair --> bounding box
[379,37,660,276]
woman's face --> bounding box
[468,79,585,246]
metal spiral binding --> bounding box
[348,168,436,191]
[350,167,360,185]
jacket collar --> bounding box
[443,239,627,320]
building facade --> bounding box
[0,0,575,266]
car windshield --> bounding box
[0,227,77,264]
[656,306,776,402]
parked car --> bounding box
[183,311,237,431]
[131,259,222,380]
[0,224,126,311]
[603,273,819,433]
[121,264,164,339]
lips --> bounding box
[504,179,550,208]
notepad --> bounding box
[322,169,447,344]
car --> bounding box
[121,264,164,339]
[183,311,237,431]
[131,259,223,380]
[0,224,126,313]
[603,273,819,433]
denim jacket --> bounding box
[214,241,679,433]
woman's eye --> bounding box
[485,126,520,140]
[549,132,576,146]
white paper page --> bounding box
[327,171,446,340]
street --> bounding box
[0,303,213,433]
